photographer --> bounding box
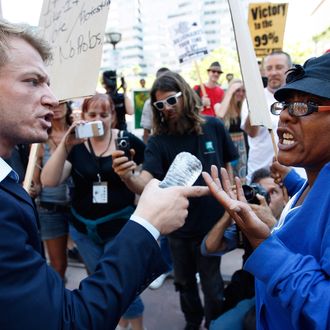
[201,167,286,330]
[102,70,134,130]
[41,93,146,330]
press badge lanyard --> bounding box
[87,139,108,204]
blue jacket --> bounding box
[244,162,330,329]
[284,168,306,197]
[0,175,166,330]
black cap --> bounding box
[275,53,330,101]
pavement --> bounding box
[65,248,244,330]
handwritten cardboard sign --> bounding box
[248,2,288,58]
[39,0,111,101]
[169,16,208,64]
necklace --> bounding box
[89,129,113,157]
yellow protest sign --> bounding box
[248,2,288,58]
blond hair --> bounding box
[222,79,245,128]
[0,19,52,68]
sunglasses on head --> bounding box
[271,101,330,117]
[153,92,182,111]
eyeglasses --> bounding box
[153,92,182,111]
[270,101,330,117]
[210,70,221,74]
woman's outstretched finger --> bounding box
[235,177,247,203]
[210,165,222,190]
[202,171,221,195]
[203,171,242,214]
[220,168,237,200]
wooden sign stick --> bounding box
[194,60,207,97]
[227,0,277,157]
[23,143,40,192]
[194,60,210,108]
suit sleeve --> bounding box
[0,191,166,330]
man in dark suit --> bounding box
[0,19,208,330]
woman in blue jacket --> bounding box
[203,52,330,329]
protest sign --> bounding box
[169,16,209,98]
[23,1,111,191]
[169,16,208,64]
[39,0,111,101]
[228,0,273,130]
[248,2,288,58]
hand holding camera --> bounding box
[60,121,104,157]
[203,166,271,248]
[75,121,104,139]
[115,131,131,159]
[242,183,270,205]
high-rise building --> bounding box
[102,0,145,77]
[101,0,247,78]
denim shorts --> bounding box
[70,226,144,319]
[38,206,70,240]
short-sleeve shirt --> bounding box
[143,116,238,239]
[240,88,279,182]
[67,132,145,219]
[194,84,225,117]
[140,99,153,130]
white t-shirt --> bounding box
[241,88,279,183]
[140,99,153,130]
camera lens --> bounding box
[119,140,128,148]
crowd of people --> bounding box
[1,17,330,330]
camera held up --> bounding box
[115,131,131,159]
[235,183,271,248]
[242,183,270,205]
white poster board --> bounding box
[228,0,273,129]
[39,0,111,101]
[169,16,208,64]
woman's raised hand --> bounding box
[202,165,271,248]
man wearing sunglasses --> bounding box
[113,71,238,330]
[193,61,225,117]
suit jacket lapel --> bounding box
[0,176,35,209]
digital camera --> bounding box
[75,121,104,139]
[236,184,270,248]
[115,135,131,159]
[242,183,270,205]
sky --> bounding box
[0,0,327,44]
[1,0,43,25]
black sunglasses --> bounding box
[270,101,330,117]
[209,70,221,74]
[153,92,182,111]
